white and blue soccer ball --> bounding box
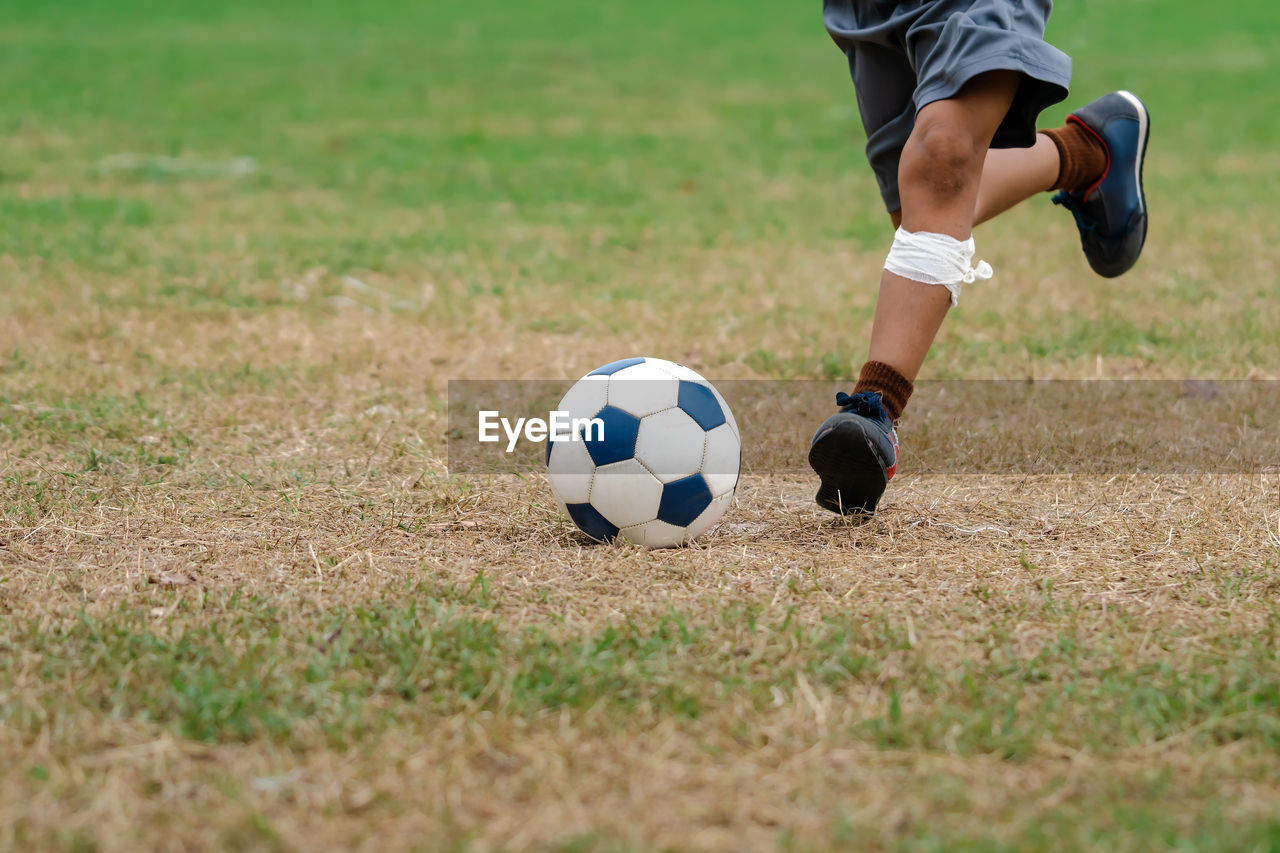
[546,357,740,548]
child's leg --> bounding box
[863,70,1020,384]
[974,120,1111,225]
[809,75,1017,516]
[973,134,1060,224]
[891,128,1107,230]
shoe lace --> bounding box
[1052,190,1098,233]
[835,390,888,421]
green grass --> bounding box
[3,0,1280,849]
[7,577,1280,754]
[3,589,707,744]
[2,0,1277,382]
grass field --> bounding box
[3,0,1280,850]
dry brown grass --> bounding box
[3,458,1279,850]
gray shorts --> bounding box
[824,0,1072,212]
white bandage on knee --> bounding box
[883,227,993,307]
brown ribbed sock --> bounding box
[853,360,912,422]
[1040,121,1108,193]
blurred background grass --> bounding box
[2,0,1277,372]
[3,0,1277,486]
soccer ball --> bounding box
[546,357,740,547]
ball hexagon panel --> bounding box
[554,373,609,424]
[635,408,707,483]
[631,357,691,382]
[621,519,688,549]
[677,380,726,430]
[708,382,739,439]
[684,491,733,541]
[566,502,620,543]
[589,357,646,376]
[653,361,704,382]
[589,458,664,529]
[583,405,640,467]
[606,362,680,417]
[546,435,596,508]
[656,473,714,528]
[547,374,607,467]
[701,423,741,498]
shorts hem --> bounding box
[913,53,1070,115]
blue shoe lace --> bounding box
[1052,190,1098,233]
[835,390,889,422]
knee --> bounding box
[900,114,985,201]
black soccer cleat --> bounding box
[809,390,899,516]
[1053,90,1150,278]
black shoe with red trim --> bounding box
[809,390,899,516]
[1053,91,1151,278]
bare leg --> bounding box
[888,133,1061,230]
[974,133,1059,224]
[866,71,1020,380]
